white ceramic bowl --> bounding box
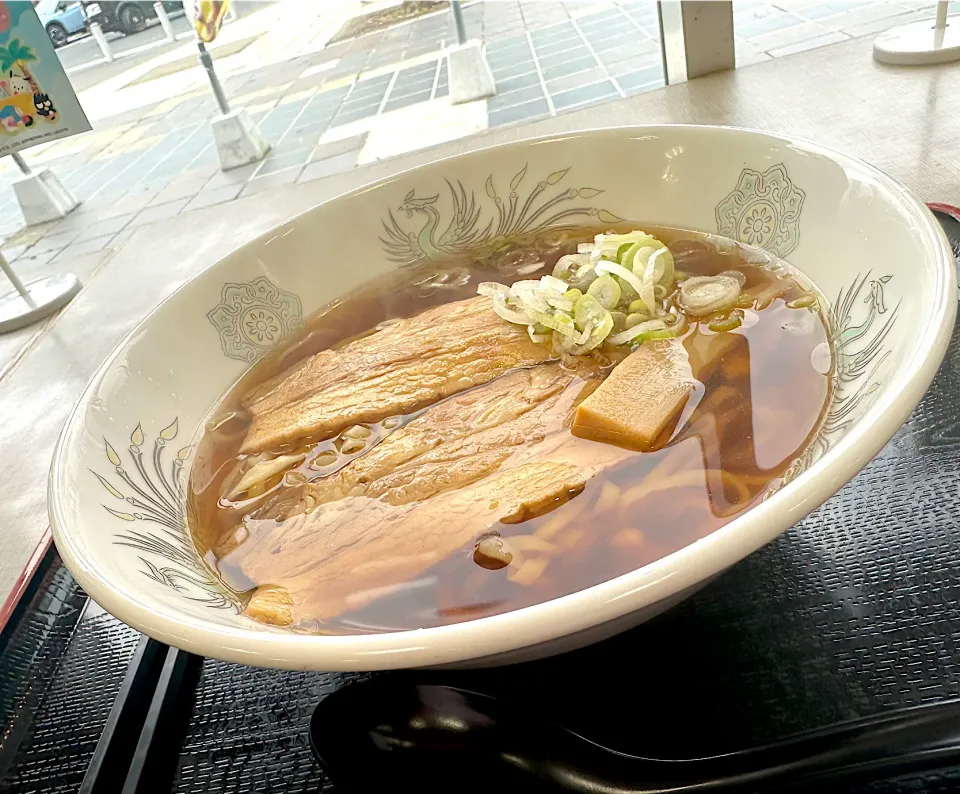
[49,126,956,671]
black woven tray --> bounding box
[1,213,959,794]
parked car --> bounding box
[36,0,88,48]
[81,1,184,36]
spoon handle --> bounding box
[685,698,960,791]
[310,681,960,793]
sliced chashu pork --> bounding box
[258,365,576,514]
[234,339,718,625]
[241,296,553,453]
[233,364,631,623]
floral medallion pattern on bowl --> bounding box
[716,164,805,257]
[207,277,303,362]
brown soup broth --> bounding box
[188,225,833,634]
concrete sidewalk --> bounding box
[0,0,953,260]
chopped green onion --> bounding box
[615,276,639,306]
[512,281,551,313]
[718,269,747,287]
[638,259,657,319]
[578,310,613,351]
[707,309,744,332]
[528,326,550,344]
[609,319,672,347]
[591,231,657,262]
[573,293,607,331]
[553,253,590,281]
[492,301,534,325]
[479,230,679,357]
[512,279,542,291]
[568,264,598,291]
[629,245,658,273]
[649,247,675,289]
[786,294,818,309]
[619,242,641,269]
[477,282,510,300]
[540,275,569,294]
[546,297,574,312]
[679,275,742,317]
[532,309,579,338]
[587,275,622,309]
[594,260,645,300]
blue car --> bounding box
[36,0,88,48]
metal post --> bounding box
[935,0,949,29]
[450,0,467,45]
[89,21,114,62]
[11,153,31,176]
[935,0,948,48]
[0,252,36,306]
[197,41,231,116]
[154,1,176,42]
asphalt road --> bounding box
[53,11,194,94]
[55,11,192,72]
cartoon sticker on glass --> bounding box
[0,2,89,151]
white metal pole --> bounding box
[154,1,176,42]
[0,252,36,307]
[935,0,948,48]
[89,22,114,62]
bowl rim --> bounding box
[49,123,958,670]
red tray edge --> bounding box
[0,529,52,634]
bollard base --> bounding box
[447,40,496,105]
[0,273,81,333]
[13,169,80,226]
[211,109,271,170]
[873,15,960,64]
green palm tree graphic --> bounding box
[0,39,39,91]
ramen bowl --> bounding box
[49,126,956,671]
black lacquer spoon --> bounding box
[310,679,960,793]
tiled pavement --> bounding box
[0,0,665,251]
[0,0,957,268]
